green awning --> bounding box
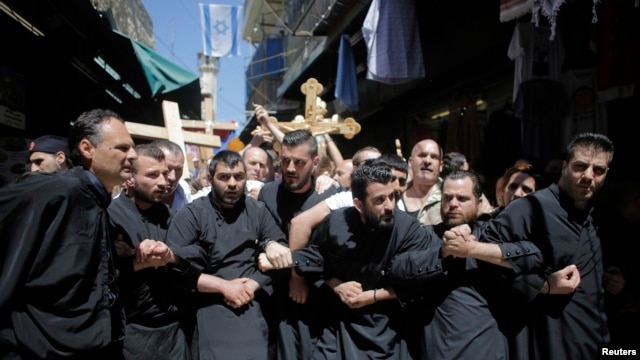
[114,30,199,97]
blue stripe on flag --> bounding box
[203,5,212,56]
[230,6,239,56]
[200,4,242,57]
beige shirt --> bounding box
[416,178,443,226]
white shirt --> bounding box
[191,186,211,201]
[324,191,354,210]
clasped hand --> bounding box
[223,278,258,309]
[333,281,375,309]
[258,242,292,271]
[114,236,173,270]
[441,224,477,258]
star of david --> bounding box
[214,20,228,35]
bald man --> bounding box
[243,146,273,182]
[243,146,274,199]
[333,159,353,190]
[398,139,443,225]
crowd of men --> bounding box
[0,106,638,360]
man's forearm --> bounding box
[468,242,513,268]
[323,134,344,164]
[372,287,396,302]
[289,202,330,250]
[197,273,226,293]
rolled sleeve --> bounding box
[498,241,544,275]
[291,247,325,287]
[389,248,446,304]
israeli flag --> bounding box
[200,4,242,57]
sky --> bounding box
[141,0,251,129]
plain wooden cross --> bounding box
[124,100,237,177]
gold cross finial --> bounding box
[253,78,361,139]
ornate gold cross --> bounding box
[255,78,361,139]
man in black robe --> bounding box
[454,133,613,359]
[166,150,286,360]
[257,130,338,360]
[260,164,427,359]
[0,109,137,359]
[108,144,190,359]
[389,170,515,359]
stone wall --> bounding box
[92,0,154,48]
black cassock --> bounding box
[389,222,510,360]
[108,193,191,360]
[292,207,426,359]
[483,183,611,360]
[0,168,123,359]
[167,194,286,360]
[257,180,338,360]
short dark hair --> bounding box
[442,152,467,178]
[266,148,280,175]
[132,144,165,173]
[134,144,165,161]
[441,170,483,201]
[69,108,124,166]
[209,150,244,176]
[566,133,614,164]
[351,164,394,202]
[282,130,318,157]
[372,153,408,174]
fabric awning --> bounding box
[113,30,199,97]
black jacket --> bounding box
[0,167,123,359]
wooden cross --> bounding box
[124,100,237,177]
[254,78,361,139]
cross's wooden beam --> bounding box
[125,101,237,147]
[125,122,223,147]
[124,101,238,178]
[181,120,237,132]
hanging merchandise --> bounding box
[500,0,534,22]
[335,34,359,112]
[362,0,425,84]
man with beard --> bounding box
[28,135,72,173]
[165,150,286,359]
[445,133,614,360]
[108,144,191,359]
[0,109,137,358]
[276,153,406,307]
[259,164,427,358]
[256,130,339,360]
[150,140,192,211]
[389,170,515,359]
[398,139,443,225]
